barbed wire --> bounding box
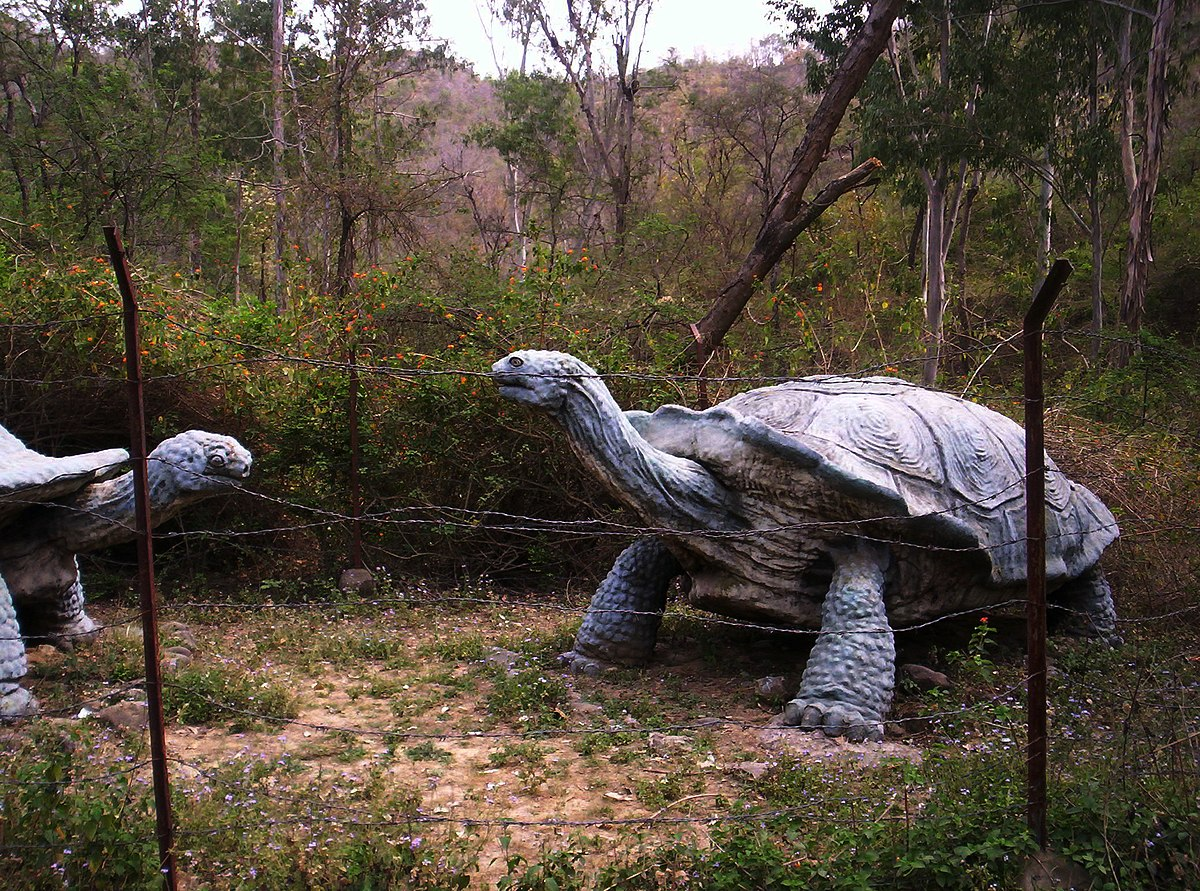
[0,458,1133,554]
[4,305,1196,394]
[1,304,1197,886]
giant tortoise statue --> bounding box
[491,350,1119,741]
[0,425,251,719]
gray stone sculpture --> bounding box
[0,426,251,719]
[491,350,1119,741]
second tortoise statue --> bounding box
[491,350,1119,741]
[0,426,252,719]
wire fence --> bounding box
[1,261,1198,889]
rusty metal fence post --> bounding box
[348,342,364,571]
[1023,258,1072,851]
[105,226,180,891]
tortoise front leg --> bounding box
[562,537,681,673]
[783,540,894,742]
[0,576,37,720]
[3,551,99,650]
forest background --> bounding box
[1,0,1196,589]
[2,1,1200,888]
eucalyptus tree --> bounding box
[788,0,1025,385]
[468,70,581,264]
[205,0,288,302]
[780,0,1189,374]
[511,0,656,243]
[1004,0,1122,359]
[1114,0,1179,350]
[293,0,448,302]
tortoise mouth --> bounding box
[489,361,539,404]
[200,453,253,486]
[493,378,542,406]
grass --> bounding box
[162,664,298,730]
[6,581,1197,889]
[486,740,549,769]
[485,665,571,730]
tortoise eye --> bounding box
[509,356,524,368]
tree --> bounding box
[689,0,902,388]
[1117,0,1177,350]
[520,0,655,242]
[297,0,446,302]
[0,0,222,254]
[685,50,813,224]
[469,71,580,262]
[272,0,287,307]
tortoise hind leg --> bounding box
[562,537,681,673]
[1049,566,1119,644]
[783,540,894,742]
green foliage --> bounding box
[162,664,298,730]
[405,741,453,763]
[471,72,579,195]
[497,839,586,891]
[169,750,476,889]
[485,665,570,730]
[946,617,998,681]
[422,631,487,662]
[0,725,160,889]
[487,740,549,769]
[633,769,704,810]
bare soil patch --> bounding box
[23,596,935,886]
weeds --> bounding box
[163,665,298,730]
[485,666,570,730]
[405,741,453,763]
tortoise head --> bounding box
[148,431,252,495]
[490,350,601,414]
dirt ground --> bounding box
[23,595,932,886]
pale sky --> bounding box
[427,0,788,75]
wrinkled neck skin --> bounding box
[551,376,734,533]
[18,462,205,555]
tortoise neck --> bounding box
[44,460,192,551]
[555,376,729,530]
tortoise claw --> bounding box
[559,650,607,677]
[782,697,883,742]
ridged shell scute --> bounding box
[0,425,129,525]
[644,376,1118,585]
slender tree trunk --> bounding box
[187,0,202,273]
[1088,32,1104,362]
[336,202,356,304]
[271,0,288,311]
[3,84,30,217]
[509,163,527,269]
[689,0,902,380]
[1089,187,1104,361]
[332,15,354,305]
[906,202,924,269]
[612,21,641,241]
[1037,142,1054,276]
[952,172,980,376]
[1117,0,1175,354]
[921,167,947,386]
[233,172,243,303]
